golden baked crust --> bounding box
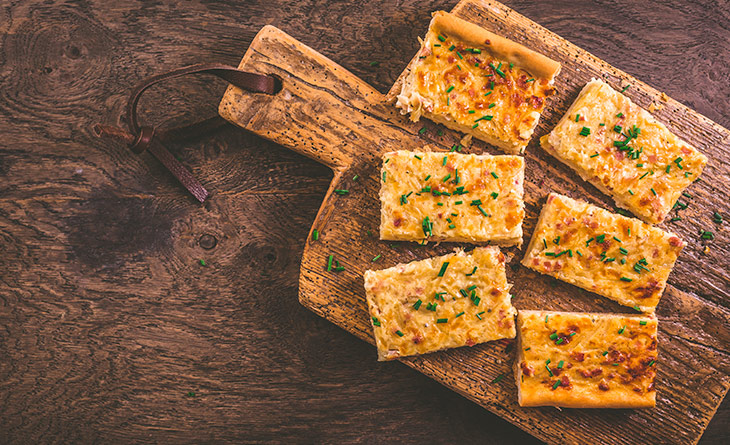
[364,247,516,361]
[540,79,707,224]
[379,150,525,246]
[522,193,683,312]
[516,310,658,408]
[396,11,561,154]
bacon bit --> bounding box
[497,251,505,263]
[634,279,660,299]
[614,150,626,161]
[520,361,535,377]
[490,288,502,296]
[393,217,402,227]
[598,379,610,391]
[668,236,682,248]
[552,366,562,377]
[511,92,524,107]
[484,39,491,45]
[639,197,652,206]
[561,375,572,389]
[607,349,627,363]
[532,258,540,266]
[421,47,432,57]
[580,367,603,378]
[467,88,476,99]
[648,338,658,350]
[497,309,510,328]
[608,372,617,380]
[529,95,544,109]
[570,351,585,362]
[412,334,423,344]
[474,101,487,109]
[582,217,599,229]
[516,74,529,89]
[681,146,692,155]
[465,338,476,347]
[447,55,456,64]
[548,194,555,203]
[648,382,655,392]
[647,154,658,163]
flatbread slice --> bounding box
[522,193,683,312]
[540,79,707,224]
[364,247,516,361]
[396,11,561,154]
[516,310,658,408]
[379,149,525,246]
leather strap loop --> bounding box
[95,63,279,202]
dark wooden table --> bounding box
[0,1,727,443]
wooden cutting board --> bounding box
[218,0,730,443]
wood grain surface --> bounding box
[0,0,727,444]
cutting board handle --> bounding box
[219,25,425,172]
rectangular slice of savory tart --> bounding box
[522,193,683,313]
[364,247,516,361]
[396,11,561,154]
[516,310,658,408]
[379,149,525,246]
[540,79,707,224]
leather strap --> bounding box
[94,63,280,202]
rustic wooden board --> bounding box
[219,1,730,443]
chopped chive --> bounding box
[468,110,476,114]
[442,173,451,182]
[543,239,548,249]
[372,254,382,262]
[334,189,349,195]
[491,171,499,179]
[576,250,583,256]
[475,115,493,122]
[424,175,431,181]
[484,91,492,97]
[455,200,463,205]
[552,380,561,390]
[527,78,535,82]
[649,360,655,366]
[651,188,657,196]
[613,236,622,243]
[700,230,714,240]
[619,247,628,255]
[456,64,461,70]
[437,35,446,42]
[575,114,580,122]
[436,318,448,324]
[476,205,488,216]
[382,171,386,182]
[628,189,634,195]
[618,325,626,334]
[590,153,599,158]
[621,84,631,93]
[466,266,478,276]
[448,224,455,229]
[437,262,450,277]
[396,330,404,336]
[449,44,455,51]
[636,163,644,167]
[372,316,381,327]
[640,320,648,325]
[491,373,504,384]
[455,311,465,318]
[369,61,380,67]
[446,85,455,93]
[545,315,549,323]
[602,351,609,356]
[413,299,422,310]
[442,156,448,166]
[456,51,463,59]
[599,123,606,126]
[488,103,496,109]
[419,127,426,135]
[666,165,671,173]
[620,277,633,282]
[199,259,206,266]
[596,234,606,244]
[490,192,499,199]
[312,229,319,241]
[558,360,564,369]
[327,255,333,271]
[669,216,681,222]
[353,174,360,181]
[713,212,723,223]
[579,126,591,136]
[433,44,441,47]
[549,333,558,340]
[613,125,623,133]
[472,123,479,129]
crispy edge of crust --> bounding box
[520,193,682,313]
[422,109,526,155]
[431,11,561,82]
[378,151,524,246]
[516,310,657,408]
[363,269,388,361]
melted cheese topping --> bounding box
[364,247,516,361]
[396,26,555,153]
[516,310,657,408]
[379,150,525,246]
[541,79,707,224]
[522,193,683,312]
